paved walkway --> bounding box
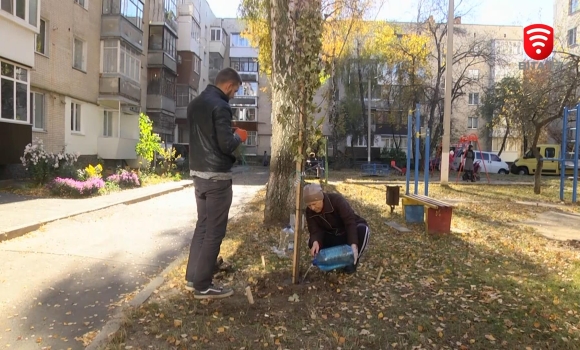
[0,170,269,350]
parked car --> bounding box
[453,150,510,174]
[510,144,576,175]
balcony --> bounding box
[239,72,258,82]
[147,52,177,73]
[178,3,200,24]
[209,40,226,58]
[99,76,141,103]
[101,16,144,52]
[97,137,138,160]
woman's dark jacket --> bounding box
[305,192,367,247]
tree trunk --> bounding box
[356,45,368,150]
[497,122,510,157]
[531,128,543,194]
[264,91,296,225]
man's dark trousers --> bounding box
[186,177,233,291]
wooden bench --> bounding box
[401,194,454,235]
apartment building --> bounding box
[0,0,41,177]
[554,0,580,51]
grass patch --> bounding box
[100,172,580,350]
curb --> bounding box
[0,182,193,244]
[85,251,189,350]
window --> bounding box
[103,111,113,137]
[193,55,201,73]
[232,107,256,121]
[468,69,479,80]
[74,0,87,10]
[176,85,195,107]
[230,57,258,72]
[468,92,479,105]
[1,0,27,19]
[70,102,81,132]
[121,0,143,29]
[571,0,579,14]
[147,68,176,100]
[191,21,200,41]
[36,19,46,55]
[163,28,177,59]
[545,147,556,158]
[210,28,222,41]
[474,152,490,161]
[148,26,177,59]
[354,136,366,147]
[73,37,86,71]
[29,0,38,26]
[235,82,258,96]
[491,154,501,162]
[164,0,177,22]
[568,28,577,47]
[30,92,44,130]
[231,33,250,47]
[1,61,29,122]
[102,40,142,81]
[244,131,257,146]
[467,116,478,129]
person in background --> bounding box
[463,145,475,181]
[262,151,270,166]
[185,68,248,299]
[303,184,370,274]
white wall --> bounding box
[120,114,139,139]
[64,97,101,155]
[0,15,37,67]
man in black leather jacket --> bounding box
[185,68,248,299]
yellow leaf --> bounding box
[217,327,225,333]
[274,339,281,345]
[438,331,443,338]
[533,322,540,328]
[173,319,182,328]
[338,337,345,344]
[470,339,476,344]
[378,312,384,319]
[418,325,423,332]
[485,334,496,341]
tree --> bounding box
[240,0,325,224]
[136,113,161,170]
[479,57,580,194]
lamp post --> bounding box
[440,0,454,184]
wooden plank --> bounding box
[401,194,453,208]
[385,221,412,233]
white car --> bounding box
[453,150,510,174]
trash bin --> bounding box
[386,185,400,213]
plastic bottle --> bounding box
[312,245,354,271]
[287,226,294,251]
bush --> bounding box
[48,177,105,197]
[77,164,103,181]
[106,169,140,188]
[381,147,407,166]
[20,138,79,185]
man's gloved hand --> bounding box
[351,244,359,264]
[233,127,248,142]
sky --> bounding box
[208,0,553,26]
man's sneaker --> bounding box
[185,282,195,292]
[194,285,234,300]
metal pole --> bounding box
[561,107,569,201]
[368,78,371,164]
[414,104,420,194]
[424,130,430,196]
[406,112,412,195]
[439,0,454,185]
[573,105,580,203]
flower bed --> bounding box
[48,177,105,198]
[106,169,141,188]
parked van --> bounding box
[510,144,576,175]
[452,150,510,174]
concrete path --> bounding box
[0,170,268,350]
[520,211,580,241]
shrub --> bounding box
[20,138,79,185]
[77,164,103,181]
[48,177,105,198]
[106,169,140,188]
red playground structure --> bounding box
[454,134,491,184]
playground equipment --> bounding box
[454,134,491,183]
[405,104,431,195]
[561,105,580,202]
[398,104,454,235]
